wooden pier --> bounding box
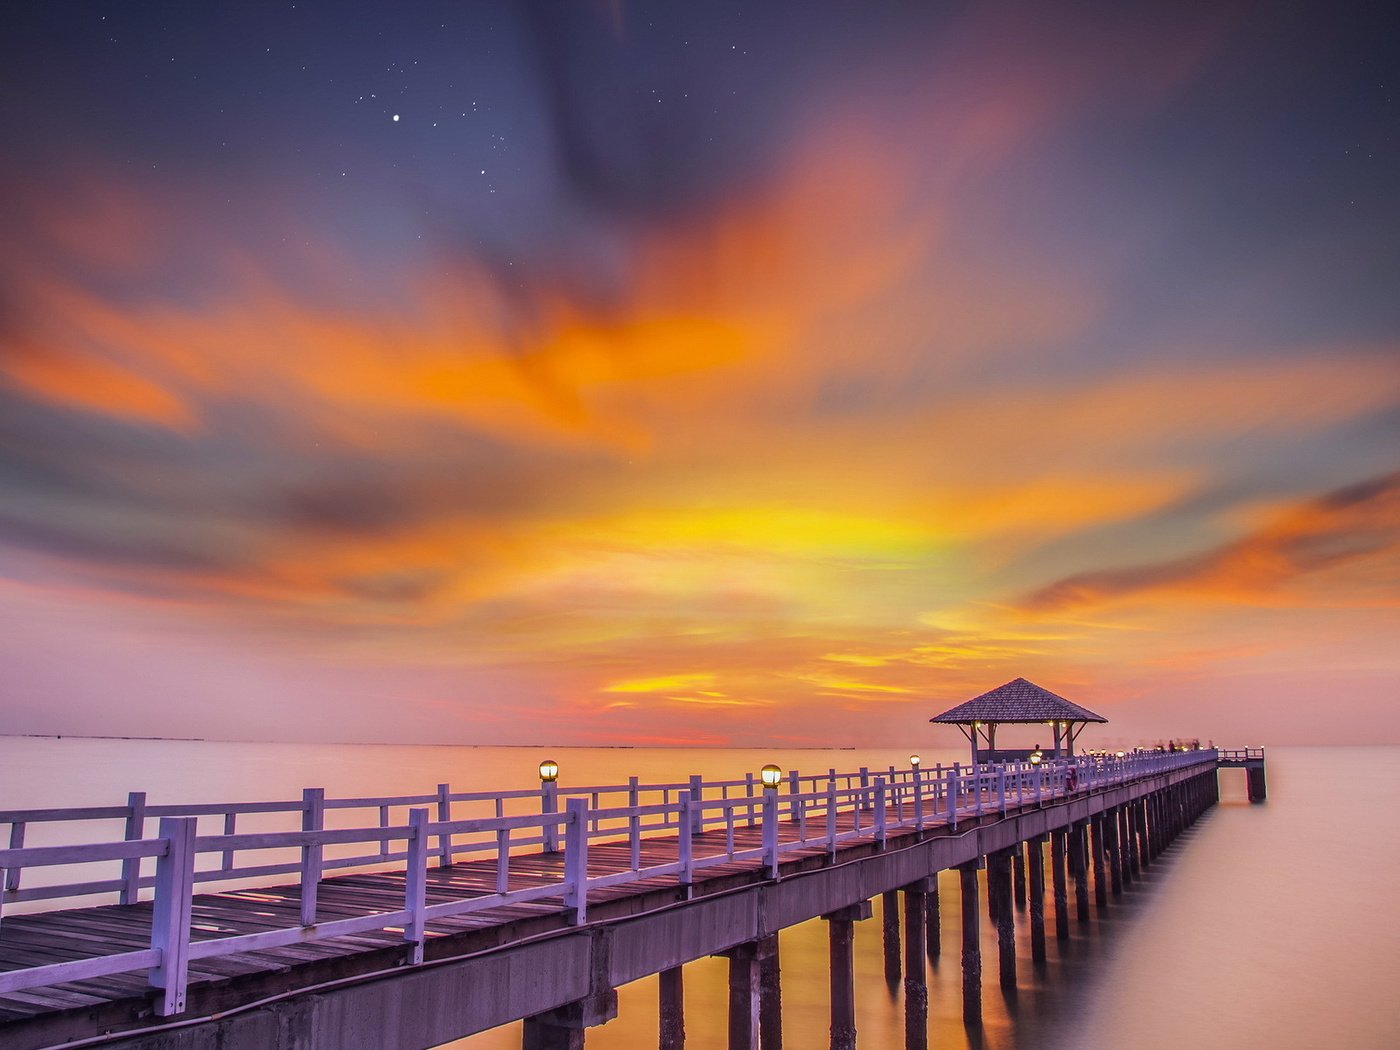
[1216,747,1268,800]
[0,749,1239,1050]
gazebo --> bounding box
[929,677,1107,764]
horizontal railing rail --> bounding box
[0,750,1219,1015]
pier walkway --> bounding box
[0,749,1231,1050]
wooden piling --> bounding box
[1012,842,1027,910]
[727,943,761,1050]
[1124,805,1137,882]
[659,966,685,1050]
[825,906,863,1050]
[882,890,901,986]
[1051,830,1070,941]
[987,850,1016,990]
[1069,820,1090,923]
[926,876,941,961]
[1106,808,1123,895]
[1027,835,1046,963]
[903,885,929,1050]
[523,1019,585,1050]
[958,862,982,1026]
[1091,815,1108,909]
[1131,800,1142,873]
[1247,765,1267,802]
[758,935,781,1050]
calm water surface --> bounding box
[2,741,1396,1049]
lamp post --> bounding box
[539,759,560,853]
[759,765,782,878]
[910,754,923,828]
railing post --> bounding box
[4,821,23,895]
[689,775,704,835]
[746,772,757,828]
[762,791,779,879]
[874,778,887,847]
[997,769,1007,815]
[222,811,237,872]
[789,770,805,840]
[628,776,641,870]
[826,780,838,855]
[678,791,695,886]
[946,769,958,828]
[300,787,324,927]
[404,808,428,964]
[564,797,589,924]
[120,791,146,905]
[541,779,560,853]
[436,783,453,867]
[859,767,870,809]
[149,816,195,1017]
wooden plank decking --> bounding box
[0,805,919,1025]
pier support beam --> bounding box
[824,901,871,1050]
[759,936,781,1050]
[1106,808,1123,895]
[1027,835,1046,963]
[882,890,901,987]
[1125,805,1138,884]
[926,875,941,962]
[1139,795,1148,863]
[1128,801,1141,871]
[1051,830,1070,941]
[987,849,1016,990]
[724,942,761,1050]
[1070,821,1090,923]
[523,1019,584,1050]
[660,966,685,1050]
[1091,815,1108,910]
[958,861,982,1026]
[903,882,930,1050]
[523,993,617,1050]
[1247,765,1267,802]
[1012,843,1027,911]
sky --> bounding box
[0,1,1396,748]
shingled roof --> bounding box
[929,677,1107,724]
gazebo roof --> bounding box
[929,677,1107,725]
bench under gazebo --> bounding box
[930,677,1107,764]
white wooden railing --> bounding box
[1216,747,1265,762]
[0,750,1217,1015]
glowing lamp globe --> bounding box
[538,759,560,783]
[760,764,783,790]
[909,754,920,768]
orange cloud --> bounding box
[1024,472,1400,611]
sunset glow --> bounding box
[1,3,1396,746]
